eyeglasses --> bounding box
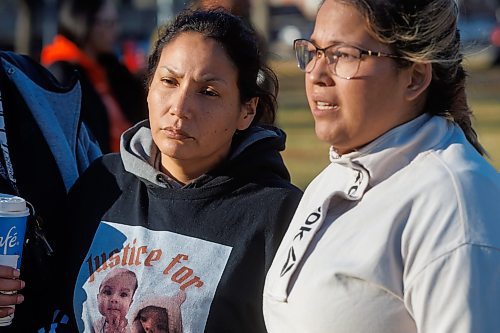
[294,39,401,79]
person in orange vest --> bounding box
[41,0,147,153]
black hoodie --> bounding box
[59,121,302,333]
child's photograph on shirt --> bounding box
[74,222,232,333]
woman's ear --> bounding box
[405,62,432,101]
[237,97,259,130]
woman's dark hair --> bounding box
[330,0,485,155]
[147,9,278,125]
[58,0,106,47]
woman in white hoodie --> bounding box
[263,0,500,332]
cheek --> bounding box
[305,79,313,101]
[148,108,158,129]
[202,104,239,134]
[147,94,164,127]
[343,81,400,140]
[352,81,392,118]
[201,116,224,138]
[147,91,159,112]
[341,81,374,115]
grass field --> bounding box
[271,61,500,189]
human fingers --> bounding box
[0,277,24,293]
[0,293,24,307]
[0,305,15,318]
[0,266,20,279]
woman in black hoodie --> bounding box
[54,9,302,333]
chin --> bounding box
[314,123,338,145]
[156,142,185,158]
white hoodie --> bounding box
[264,114,500,333]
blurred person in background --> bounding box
[41,0,147,153]
[264,0,500,332]
[190,0,251,19]
[0,50,100,332]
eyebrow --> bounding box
[310,37,364,49]
[159,66,228,86]
[310,37,339,45]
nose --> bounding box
[169,87,192,119]
[307,51,335,87]
[142,318,152,332]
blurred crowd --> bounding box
[2,0,284,153]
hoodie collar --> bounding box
[328,113,454,188]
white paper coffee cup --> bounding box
[0,194,29,326]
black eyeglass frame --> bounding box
[293,38,402,79]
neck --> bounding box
[160,152,229,185]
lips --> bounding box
[309,90,340,112]
[162,127,193,140]
[316,101,339,111]
[310,99,340,116]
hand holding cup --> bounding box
[0,265,24,318]
[0,194,30,325]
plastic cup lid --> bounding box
[0,194,29,216]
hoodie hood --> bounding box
[121,120,291,188]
